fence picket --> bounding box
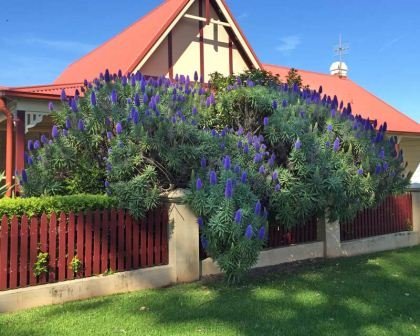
[29,217,38,286]
[84,212,93,277]
[93,210,101,275]
[9,216,19,289]
[0,216,8,290]
[19,216,29,288]
[101,210,109,274]
[125,214,133,270]
[67,212,75,280]
[48,213,57,282]
[117,209,125,272]
[109,209,117,272]
[58,212,67,281]
[76,212,84,278]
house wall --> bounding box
[399,136,420,175]
[139,0,251,81]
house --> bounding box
[1,0,419,196]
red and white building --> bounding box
[1,0,419,195]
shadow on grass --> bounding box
[1,247,420,336]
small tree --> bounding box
[286,68,303,89]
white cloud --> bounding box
[237,12,249,20]
[276,35,301,54]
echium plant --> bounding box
[17,68,410,282]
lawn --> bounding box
[1,247,420,336]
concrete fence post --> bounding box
[410,189,420,244]
[165,189,200,283]
[323,214,342,258]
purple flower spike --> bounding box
[210,170,217,185]
[197,217,204,228]
[116,123,123,135]
[234,209,242,224]
[143,93,149,104]
[60,89,67,102]
[52,125,59,139]
[200,157,207,169]
[21,169,28,184]
[327,124,333,132]
[27,140,34,151]
[196,177,203,191]
[70,98,78,113]
[48,102,54,111]
[111,89,118,104]
[243,143,249,154]
[275,184,281,192]
[263,117,269,127]
[272,171,278,181]
[294,139,302,150]
[91,91,97,106]
[105,180,110,188]
[33,140,40,150]
[107,131,113,140]
[245,225,253,240]
[77,119,85,131]
[282,99,288,108]
[104,69,111,83]
[379,148,385,159]
[240,171,247,184]
[225,179,233,199]
[333,137,340,152]
[41,135,47,144]
[194,71,199,82]
[331,108,337,118]
[357,168,364,175]
[272,100,278,110]
[375,163,382,175]
[259,165,265,174]
[223,155,231,170]
[134,93,141,107]
[255,201,262,216]
[258,227,266,240]
[192,107,198,116]
[131,108,139,124]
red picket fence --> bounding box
[267,216,318,248]
[340,194,413,241]
[0,206,169,291]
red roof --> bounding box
[264,64,420,135]
[0,83,83,100]
[54,0,191,84]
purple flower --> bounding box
[33,140,40,150]
[225,179,233,199]
[275,184,281,192]
[331,109,336,118]
[200,157,207,169]
[294,139,302,150]
[327,124,333,132]
[194,71,199,82]
[223,155,231,170]
[243,143,249,154]
[357,168,364,175]
[258,227,266,240]
[272,171,278,181]
[379,148,385,159]
[197,217,204,228]
[107,131,113,140]
[104,180,110,188]
[21,169,28,184]
[41,135,47,144]
[383,162,389,171]
[104,69,111,83]
[91,91,97,106]
[333,137,340,152]
[131,107,139,124]
[77,119,85,131]
[245,225,253,239]
[27,156,33,165]
[27,140,34,151]
[60,89,67,102]
[69,98,78,113]
[209,170,217,185]
[48,102,54,111]
[259,165,265,174]
[272,100,278,110]
[52,125,59,139]
[116,122,123,135]
[241,172,247,184]
[282,99,288,108]
[121,76,128,86]
[110,89,118,104]
[375,163,382,175]
[255,201,262,216]
[237,141,243,149]
[234,209,242,224]
[134,93,141,107]
[201,236,208,249]
[234,165,241,174]
[192,107,198,116]
[196,177,203,190]
[143,93,149,104]
[237,127,244,136]
[263,117,269,127]
[254,153,263,163]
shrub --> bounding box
[0,194,116,218]
[17,69,409,282]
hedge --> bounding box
[0,194,118,218]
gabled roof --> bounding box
[55,0,261,84]
[0,83,82,100]
[264,64,420,135]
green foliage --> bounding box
[285,68,303,88]
[33,252,49,277]
[69,256,83,274]
[0,194,116,218]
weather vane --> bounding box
[334,34,350,63]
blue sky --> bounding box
[1,0,419,122]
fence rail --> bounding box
[340,194,413,242]
[0,207,169,291]
[267,217,318,248]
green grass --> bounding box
[1,247,420,336]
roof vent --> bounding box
[330,61,348,78]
